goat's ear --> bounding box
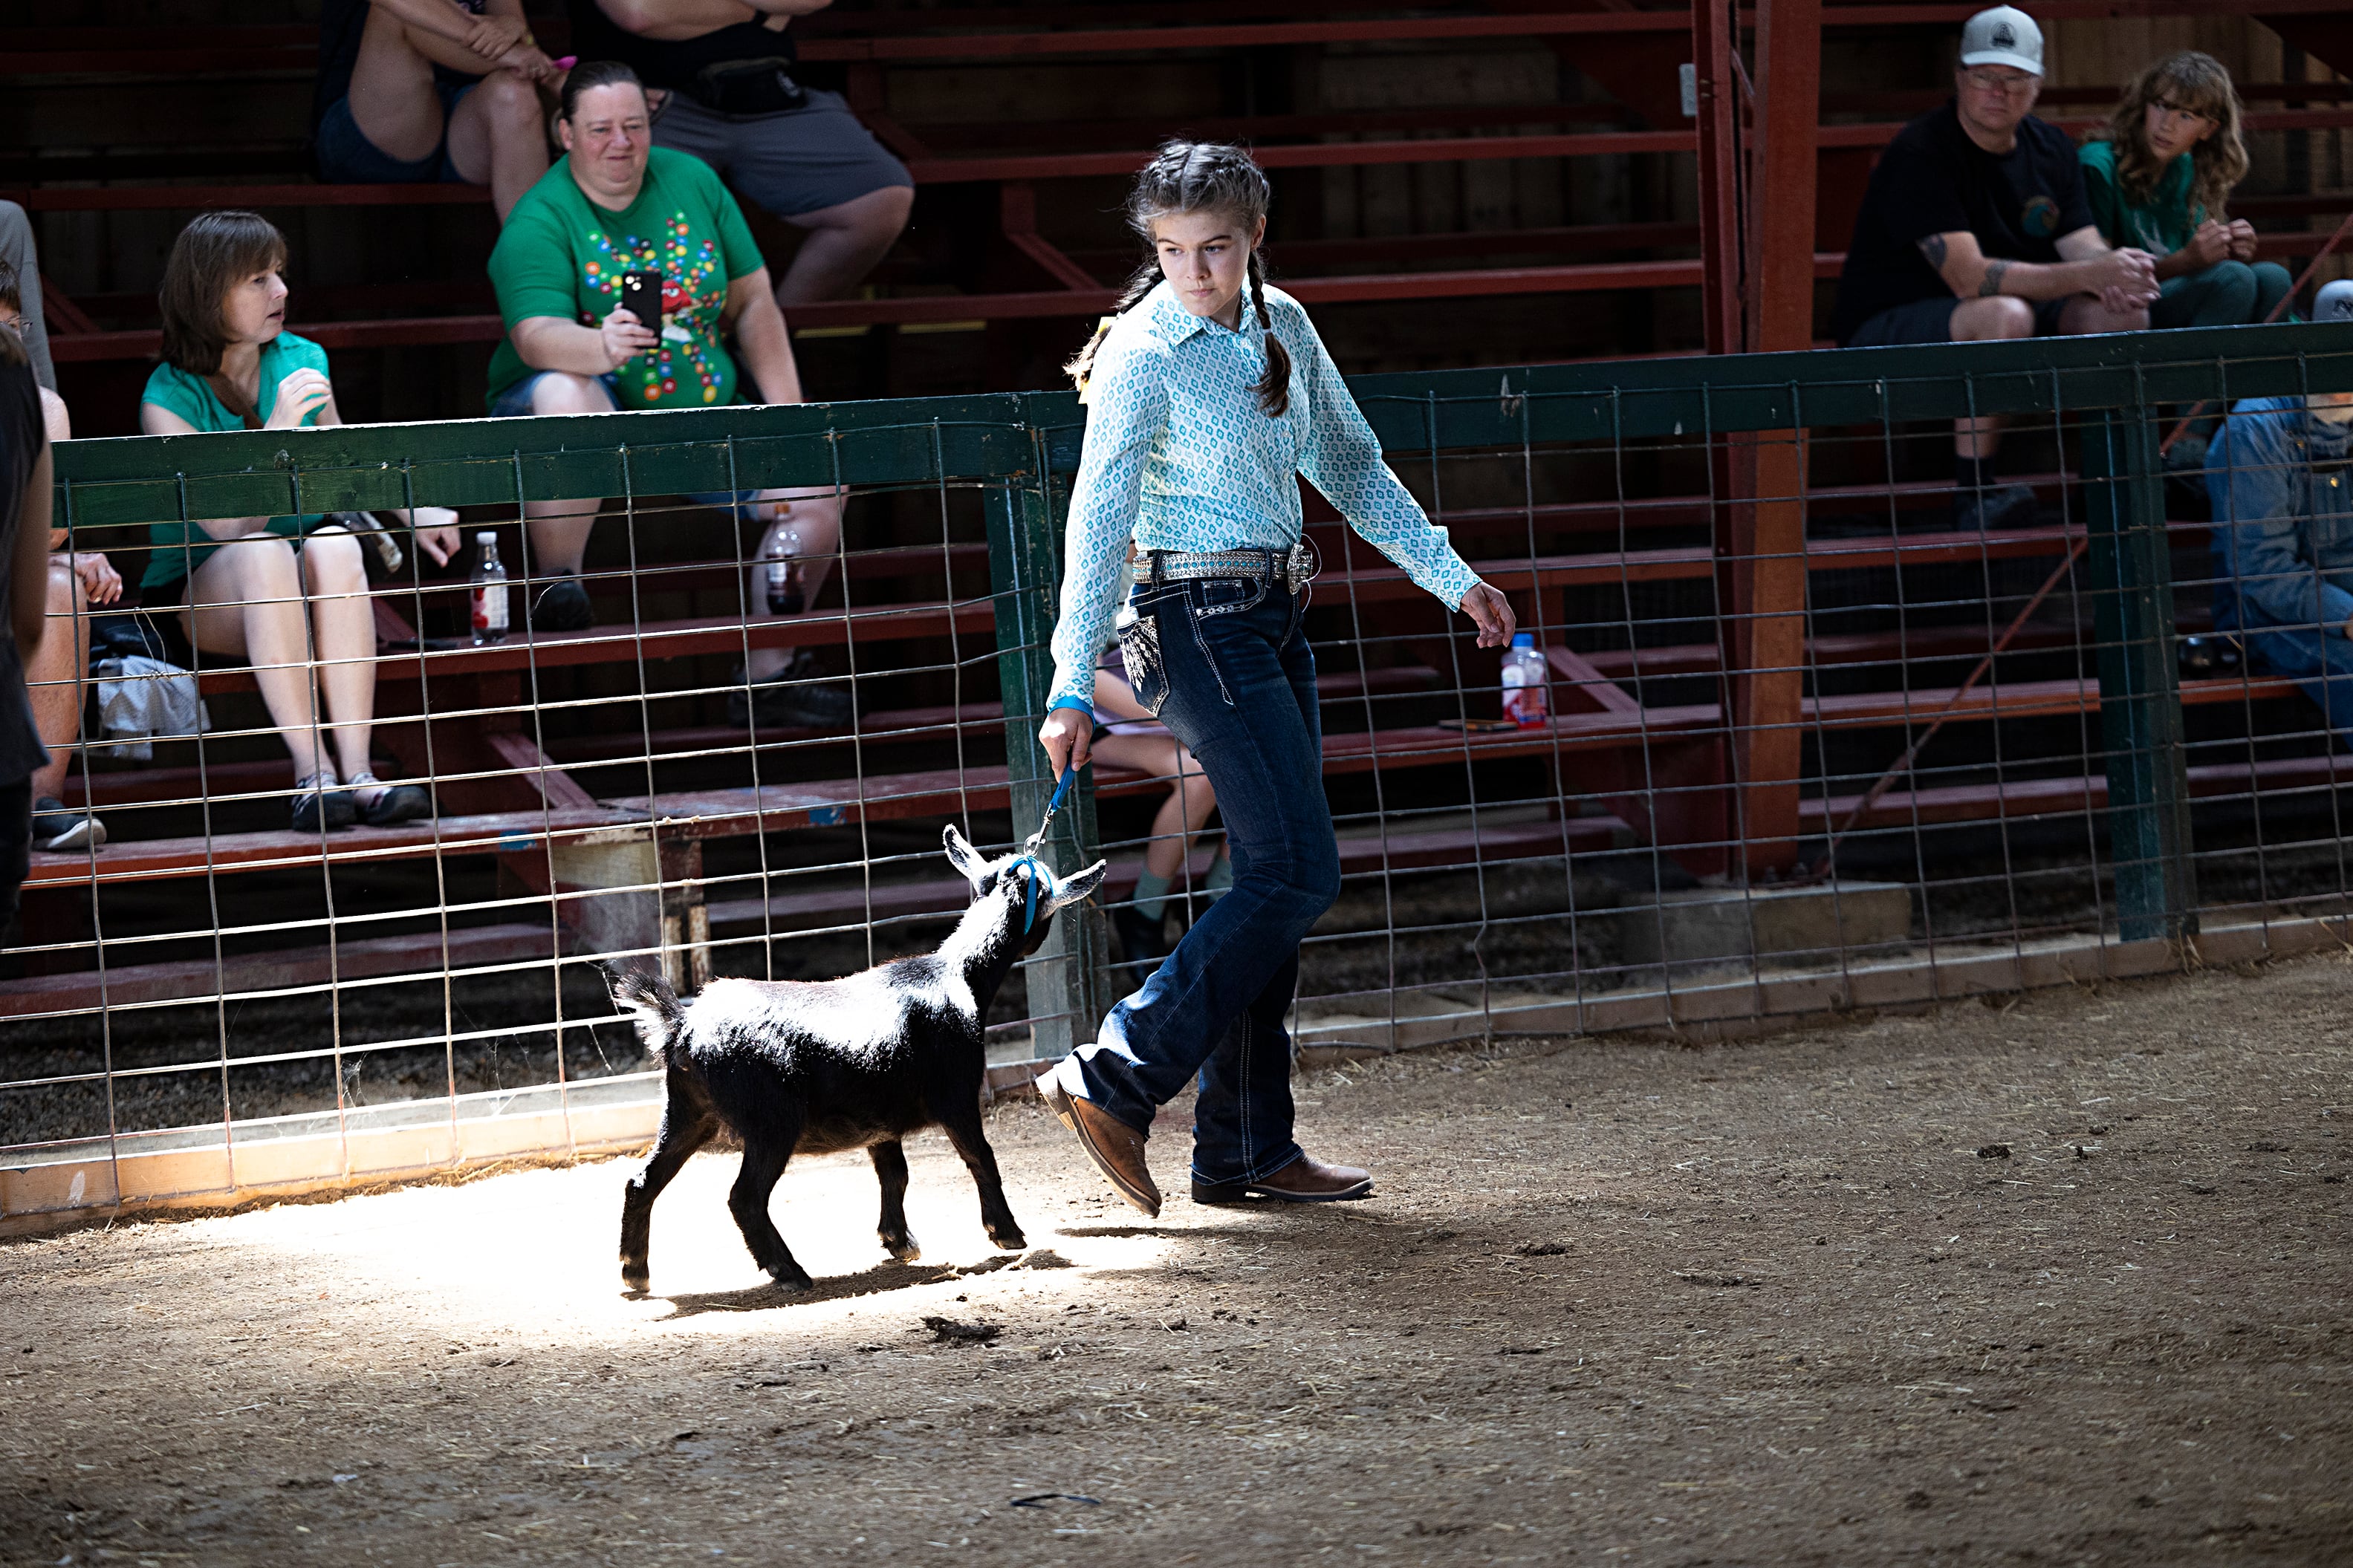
[942,822,990,883]
[1047,859,1109,911]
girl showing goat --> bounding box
[1034,142,1516,1216]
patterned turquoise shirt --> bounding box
[1048,279,1482,710]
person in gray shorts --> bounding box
[565,0,912,308]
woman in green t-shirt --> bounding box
[2079,52,2289,331]
[138,212,460,833]
[482,60,848,726]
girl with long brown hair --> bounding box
[1032,142,1516,1216]
[140,212,455,831]
[2080,51,2288,328]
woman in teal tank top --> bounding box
[138,212,460,832]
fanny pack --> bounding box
[686,57,807,115]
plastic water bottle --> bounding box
[765,520,803,615]
[470,532,509,645]
[1501,632,1548,728]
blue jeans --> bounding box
[1056,571,1340,1185]
[2246,624,2353,744]
[2152,260,2294,331]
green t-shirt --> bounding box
[485,147,765,412]
[137,331,331,588]
[2078,138,2201,258]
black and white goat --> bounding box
[608,824,1106,1294]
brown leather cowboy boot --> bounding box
[1192,1154,1373,1206]
[1041,1079,1162,1219]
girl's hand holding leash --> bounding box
[1459,581,1517,648]
[1040,706,1092,781]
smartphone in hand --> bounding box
[620,270,662,331]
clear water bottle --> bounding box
[470,531,509,645]
[1501,631,1548,729]
[764,520,803,615]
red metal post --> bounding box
[1692,0,1744,355]
[1721,0,1820,876]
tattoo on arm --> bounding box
[1979,259,2011,299]
[1917,234,1949,270]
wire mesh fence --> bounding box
[7,321,2352,1231]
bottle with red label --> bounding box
[470,531,509,645]
[1501,632,1548,728]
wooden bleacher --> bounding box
[10,5,2352,1017]
[16,4,2352,391]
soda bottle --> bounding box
[470,531,510,645]
[765,521,803,615]
[1501,632,1548,728]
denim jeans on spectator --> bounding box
[2245,625,2353,746]
[1053,572,1340,1187]
[2153,260,2294,331]
[487,370,770,521]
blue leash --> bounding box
[1006,766,1077,933]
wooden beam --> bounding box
[1716,0,1821,878]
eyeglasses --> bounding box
[1960,68,2038,96]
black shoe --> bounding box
[292,775,356,833]
[727,649,854,729]
[528,576,593,632]
[348,773,434,827]
[1953,482,2039,532]
[1111,902,1172,987]
[30,796,105,852]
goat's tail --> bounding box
[606,964,686,1064]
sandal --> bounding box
[348,772,434,827]
[292,772,356,833]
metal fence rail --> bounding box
[6,320,2352,1232]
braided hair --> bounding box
[1065,141,1291,417]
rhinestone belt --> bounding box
[1143,540,1319,593]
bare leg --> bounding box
[743,494,844,681]
[2056,292,2150,338]
[442,68,551,222]
[870,1140,918,1261]
[344,3,456,165]
[26,559,88,801]
[184,533,331,779]
[620,1093,719,1292]
[1090,732,1218,880]
[729,1130,814,1290]
[1947,295,2037,461]
[519,373,616,576]
[935,1107,1025,1252]
[773,186,914,308]
[299,527,380,787]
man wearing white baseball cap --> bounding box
[2205,289,2353,746]
[1834,5,2161,531]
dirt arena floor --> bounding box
[4,953,2349,1567]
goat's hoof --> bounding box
[620,1264,651,1294]
[768,1269,816,1295]
[988,1227,1028,1252]
[881,1234,921,1263]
